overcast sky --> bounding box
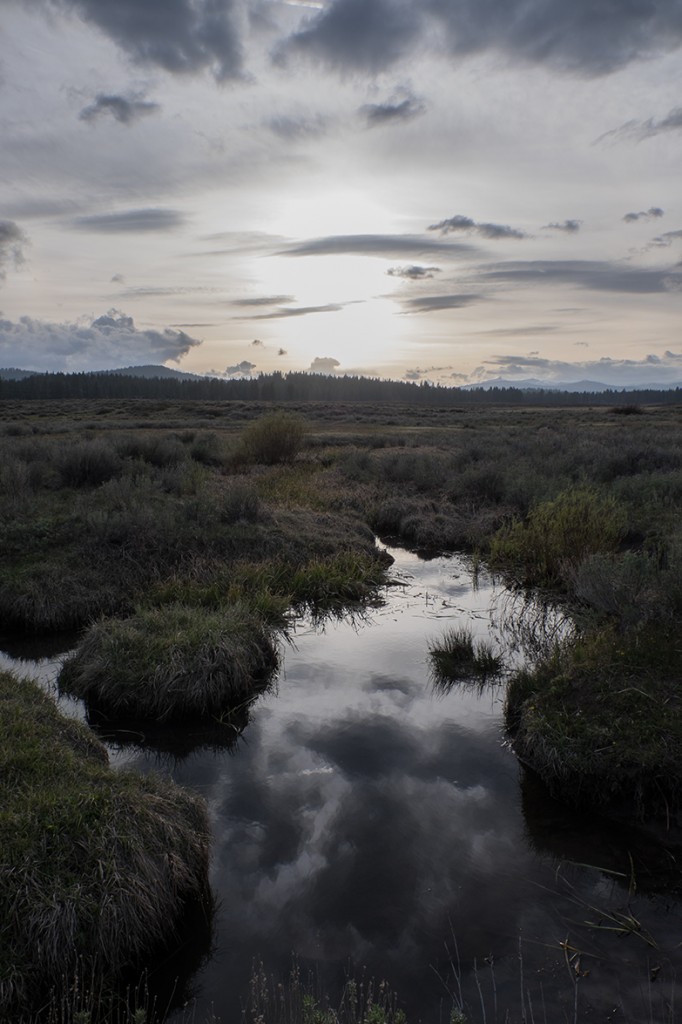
[2,0,682,386]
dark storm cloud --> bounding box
[278,0,682,76]
[0,311,200,372]
[624,207,665,222]
[544,219,582,233]
[598,107,682,143]
[429,214,528,240]
[360,95,425,127]
[276,0,422,73]
[387,265,441,280]
[243,303,344,320]
[71,208,186,232]
[402,292,481,313]
[79,92,161,125]
[279,234,476,258]
[0,221,27,280]
[480,259,682,294]
[41,0,244,80]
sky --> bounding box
[2,0,682,388]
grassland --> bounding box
[2,396,682,1016]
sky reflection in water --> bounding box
[3,547,681,1022]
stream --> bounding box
[3,544,682,1023]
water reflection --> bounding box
[3,546,682,1022]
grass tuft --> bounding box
[59,603,280,721]
[428,626,502,686]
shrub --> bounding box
[238,412,306,465]
[56,440,123,487]
[567,550,663,629]
[490,486,627,584]
[115,434,186,468]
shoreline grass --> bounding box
[505,623,682,825]
[0,671,211,1018]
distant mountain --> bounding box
[0,364,210,381]
[460,376,682,393]
[0,368,40,380]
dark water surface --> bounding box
[4,546,682,1023]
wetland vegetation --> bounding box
[1,392,681,1019]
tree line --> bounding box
[1,369,681,406]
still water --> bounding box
[4,545,682,1023]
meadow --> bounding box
[1,395,681,1020]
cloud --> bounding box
[276,0,422,73]
[79,92,161,125]
[479,324,558,337]
[360,94,425,127]
[226,359,256,376]
[624,207,665,223]
[480,259,682,294]
[598,108,682,143]
[232,295,296,307]
[481,350,682,387]
[0,311,200,373]
[71,208,186,233]
[279,234,476,258]
[309,356,340,373]
[0,221,28,281]
[404,365,452,380]
[544,220,581,233]
[429,215,528,240]
[41,0,244,80]
[277,0,682,77]
[387,265,440,280]
[243,304,344,320]
[266,113,328,140]
[402,293,481,313]
[650,230,682,249]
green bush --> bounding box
[238,412,306,465]
[490,486,627,583]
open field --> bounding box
[2,396,682,1018]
